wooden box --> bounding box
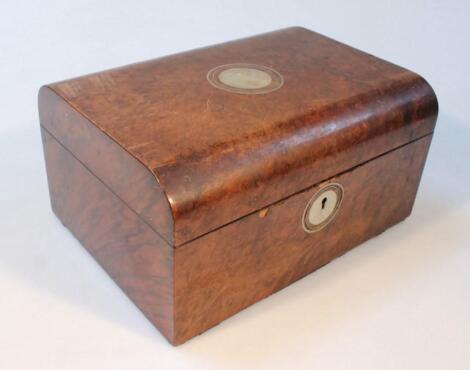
[39,27,438,345]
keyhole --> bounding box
[321,197,327,210]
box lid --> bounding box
[39,27,438,246]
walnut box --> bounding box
[39,27,438,345]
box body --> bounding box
[39,27,438,344]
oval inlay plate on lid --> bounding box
[207,63,284,94]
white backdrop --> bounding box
[0,1,469,369]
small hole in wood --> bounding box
[321,197,327,210]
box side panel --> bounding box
[174,134,432,344]
[39,87,174,244]
[41,128,175,343]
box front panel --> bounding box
[174,134,433,344]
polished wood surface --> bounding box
[173,135,433,344]
[41,129,175,341]
[39,89,174,244]
[41,126,432,345]
[39,27,438,245]
[39,27,438,345]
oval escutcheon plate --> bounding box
[302,183,344,233]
